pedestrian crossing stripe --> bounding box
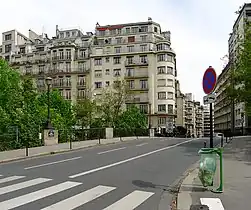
[0,175,155,210]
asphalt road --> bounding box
[0,137,220,210]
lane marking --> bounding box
[136,143,148,147]
[200,198,225,210]
[0,181,81,210]
[0,176,25,184]
[69,139,195,178]
[103,190,154,210]
[41,185,116,210]
[0,178,52,195]
[24,156,82,170]
[98,147,126,155]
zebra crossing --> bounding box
[0,174,155,209]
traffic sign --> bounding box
[203,66,217,95]
[203,93,216,105]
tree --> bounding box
[225,19,251,116]
[115,105,147,129]
[98,79,129,126]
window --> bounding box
[117,29,122,34]
[157,54,166,62]
[116,38,122,44]
[126,68,134,77]
[128,36,135,43]
[167,92,173,99]
[78,62,86,72]
[157,66,166,74]
[115,47,121,54]
[158,117,166,125]
[78,89,86,99]
[95,70,102,78]
[66,32,70,37]
[126,56,133,64]
[65,89,71,100]
[140,45,147,52]
[105,69,110,75]
[52,63,57,71]
[113,69,121,77]
[78,76,85,86]
[52,50,57,59]
[128,80,135,89]
[66,49,71,59]
[105,81,110,87]
[167,79,173,86]
[126,28,130,33]
[25,67,32,74]
[113,81,121,88]
[140,80,147,89]
[127,46,134,52]
[158,105,166,112]
[158,92,166,99]
[113,57,121,64]
[66,77,71,86]
[66,62,71,72]
[59,77,64,86]
[168,104,174,114]
[141,35,147,42]
[105,57,109,63]
[5,44,11,53]
[140,55,147,63]
[72,31,76,36]
[157,79,166,86]
[95,82,102,89]
[59,50,64,59]
[94,58,102,65]
[157,43,169,51]
[141,26,148,32]
[131,27,138,33]
[139,105,148,114]
[154,27,158,33]
[5,34,11,41]
[39,65,44,73]
[166,67,173,74]
[60,33,64,38]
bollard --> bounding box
[204,141,207,148]
[69,138,72,150]
[221,136,223,147]
[25,145,29,156]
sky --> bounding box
[0,0,248,102]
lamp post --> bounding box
[45,77,53,129]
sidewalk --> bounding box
[0,136,160,163]
[177,136,251,210]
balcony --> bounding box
[125,59,148,67]
[53,82,72,88]
[124,70,148,79]
[77,82,86,88]
[126,94,148,103]
[51,56,72,61]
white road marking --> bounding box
[0,181,81,210]
[103,190,154,210]
[200,198,225,210]
[69,139,194,178]
[0,178,52,195]
[98,147,126,155]
[24,156,82,170]
[41,185,116,210]
[0,176,25,184]
[136,143,148,147]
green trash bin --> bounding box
[198,148,217,187]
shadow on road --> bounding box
[132,180,178,193]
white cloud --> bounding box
[0,0,246,101]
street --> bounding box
[0,137,220,210]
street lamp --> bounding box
[45,77,53,129]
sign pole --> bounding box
[210,103,214,148]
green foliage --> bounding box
[115,105,147,129]
[225,20,251,116]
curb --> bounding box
[0,136,166,164]
[170,138,232,210]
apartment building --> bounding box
[1,26,93,103]
[214,3,251,134]
[214,63,232,133]
[184,93,204,137]
[203,105,211,137]
[91,18,177,129]
[175,80,185,127]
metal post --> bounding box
[221,135,223,147]
[70,138,72,149]
[209,103,213,148]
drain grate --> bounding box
[190,204,209,210]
